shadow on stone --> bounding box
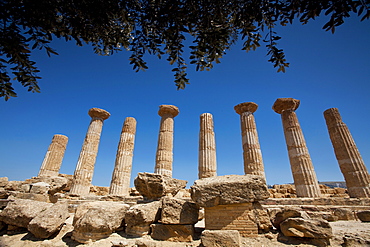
[277,232,330,247]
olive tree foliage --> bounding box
[1,0,369,100]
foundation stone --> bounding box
[134,172,187,199]
[201,230,241,247]
[27,201,69,238]
[190,174,269,207]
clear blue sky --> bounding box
[1,16,370,188]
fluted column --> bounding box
[70,108,110,196]
[154,105,179,177]
[109,117,137,196]
[199,113,217,179]
[324,108,370,198]
[38,134,68,177]
[234,102,265,178]
[273,98,321,198]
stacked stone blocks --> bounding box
[205,203,258,237]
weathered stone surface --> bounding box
[0,177,9,187]
[150,224,194,242]
[30,182,50,194]
[343,234,370,246]
[201,230,241,247]
[155,105,179,177]
[333,208,355,221]
[272,208,310,229]
[249,202,272,233]
[43,176,68,195]
[272,98,321,198]
[356,210,370,222]
[70,107,110,196]
[38,134,68,177]
[154,105,179,177]
[0,199,51,228]
[72,201,130,243]
[7,192,52,202]
[280,218,333,239]
[125,201,161,236]
[190,174,269,207]
[198,113,217,179]
[27,201,69,238]
[205,203,258,237]
[160,197,199,225]
[111,239,130,247]
[109,117,137,196]
[4,181,24,191]
[234,102,266,178]
[134,172,187,199]
[324,108,370,198]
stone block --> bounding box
[72,201,130,243]
[30,182,50,194]
[125,201,161,236]
[333,208,355,221]
[0,199,51,228]
[205,203,258,237]
[201,230,241,247]
[160,197,199,225]
[0,177,8,187]
[272,207,310,229]
[356,210,370,222]
[134,172,187,200]
[280,218,333,239]
[190,174,269,208]
[28,201,69,238]
[150,224,194,242]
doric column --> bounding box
[198,113,217,179]
[234,102,265,178]
[38,134,68,177]
[324,108,370,198]
[70,108,110,196]
[154,105,179,177]
[109,117,137,196]
[272,98,321,198]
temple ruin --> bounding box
[1,100,370,246]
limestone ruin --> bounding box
[1,101,370,246]
[109,117,137,196]
[154,105,179,177]
[69,107,111,196]
[234,102,266,178]
[38,134,68,177]
[272,98,321,198]
[324,108,370,198]
[198,113,217,179]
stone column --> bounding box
[234,102,265,178]
[272,98,321,198]
[154,105,179,177]
[324,108,370,198]
[199,113,217,179]
[109,117,137,196]
[38,134,68,177]
[70,108,110,196]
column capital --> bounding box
[158,105,179,118]
[234,102,258,115]
[272,98,300,114]
[88,107,110,120]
